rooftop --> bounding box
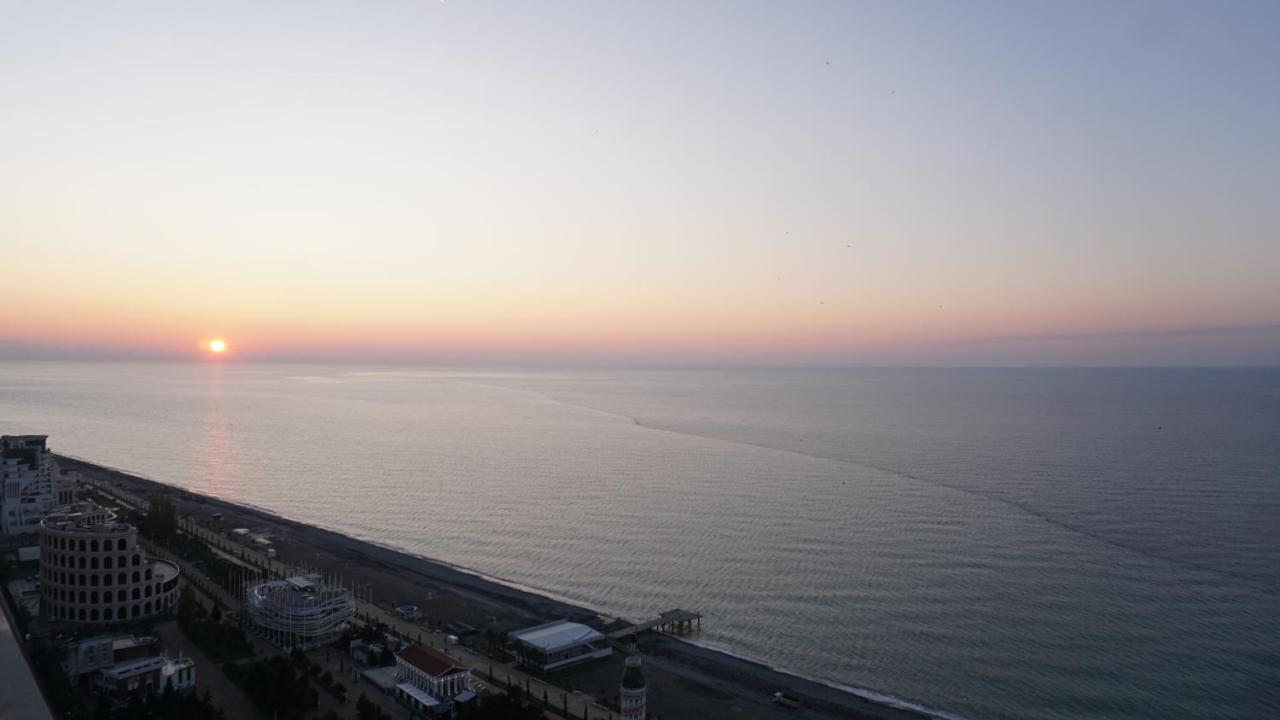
[509,620,606,654]
[40,502,127,533]
[397,644,467,677]
[153,560,180,582]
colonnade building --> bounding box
[38,502,181,625]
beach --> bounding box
[58,454,934,720]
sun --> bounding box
[208,339,227,354]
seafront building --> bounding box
[393,643,478,714]
[619,652,647,720]
[245,574,355,649]
[38,502,181,625]
[508,619,612,672]
[1,435,73,535]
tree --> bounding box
[146,494,179,540]
[177,584,198,627]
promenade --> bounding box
[71,458,932,720]
[88,475,620,719]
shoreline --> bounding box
[57,453,939,720]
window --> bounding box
[118,538,127,551]
[90,540,98,552]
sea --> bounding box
[1,362,1276,719]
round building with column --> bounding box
[39,502,181,625]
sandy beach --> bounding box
[58,454,935,720]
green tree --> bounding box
[177,584,197,627]
[146,494,179,540]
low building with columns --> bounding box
[393,643,477,714]
[38,502,181,625]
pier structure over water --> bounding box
[607,608,702,640]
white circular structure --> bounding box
[39,502,180,625]
[245,574,354,650]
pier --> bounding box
[607,608,702,639]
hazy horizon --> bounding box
[3,324,1278,368]
[4,1,1278,365]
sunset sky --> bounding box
[2,1,1278,365]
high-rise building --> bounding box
[1,435,69,535]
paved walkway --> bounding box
[154,620,266,720]
[92,479,620,719]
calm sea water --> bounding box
[1,363,1277,719]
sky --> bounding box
[2,1,1278,365]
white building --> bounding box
[63,634,160,679]
[620,653,647,720]
[64,633,195,695]
[96,654,195,695]
[1,435,72,535]
[508,620,612,672]
[393,643,478,714]
[245,574,354,649]
[39,502,182,625]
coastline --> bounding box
[57,454,939,720]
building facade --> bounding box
[39,502,181,625]
[63,634,160,680]
[507,620,612,672]
[620,653,647,720]
[95,654,195,695]
[1,435,72,535]
[394,643,477,714]
[245,574,354,650]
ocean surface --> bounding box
[1,362,1277,719]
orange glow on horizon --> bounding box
[207,338,227,355]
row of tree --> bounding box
[223,655,319,720]
[92,685,225,720]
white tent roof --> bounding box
[509,620,604,653]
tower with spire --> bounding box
[620,648,647,720]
